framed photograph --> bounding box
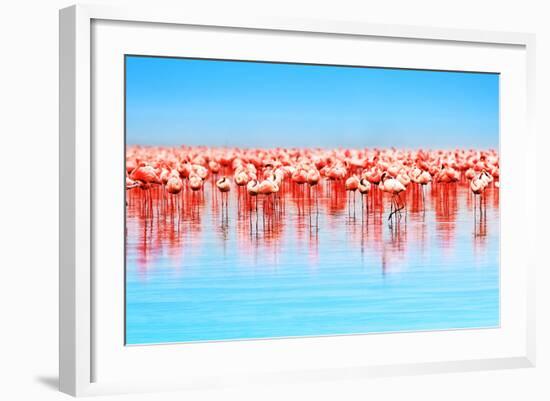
[59,4,536,396]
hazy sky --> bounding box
[126,56,499,149]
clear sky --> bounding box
[125,56,499,149]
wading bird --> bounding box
[345,175,360,214]
[380,172,406,224]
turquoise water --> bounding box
[125,182,499,344]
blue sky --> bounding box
[125,56,499,149]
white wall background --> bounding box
[0,1,547,400]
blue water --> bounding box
[125,183,499,344]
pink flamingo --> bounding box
[166,175,183,195]
[358,178,371,217]
[234,169,250,187]
[189,174,203,190]
[345,175,359,215]
[129,163,161,212]
[216,176,231,216]
[307,168,321,215]
[470,174,487,216]
[216,176,231,192]
[411,168,431,209]
[258,179,278,227]
[165,175,183,211]
[126,176,140,190]
[247,179,260,215]
[380,172,406,224]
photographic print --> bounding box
[125,56,499,345]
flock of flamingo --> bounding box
[126,146,499,230]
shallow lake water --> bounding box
[125,179,499,345]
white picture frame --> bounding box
[59,4,536,397]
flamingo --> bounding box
[387,163,402,178]
[126,176,140,190]
[305,168,321,224]
[307,168,320,199]
[208,160,221,175]
[307,168,320,186]
[478,170,494,186]
[216,176,231,192]
[417,170,432,186]
[345,175,359,214]
[292,167,308,209]
[247,179,260,215]
[234,169,250,186]
[166,176,183,195]
[411,168,431,209]
[380,172,406,224]
[358,178,371,217]
[358,178,371,195]
[193,164,209,181]
[470,174,487,216]
[216,177,231,215]
[177,162,193,179]
[436,164,459,184]
[465,168,476,180]
[363,167,382,186]
[159,167,170,186]
[129,163,161,211]
[258,179,278,226]
[291,168,307,185]
[470,175,486,195]
[129,163,161,185]
[247,179,260,196]
[188,174,203,191]
[258,178,278,195]
[396,170,411,187]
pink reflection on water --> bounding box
[126,172,499,278]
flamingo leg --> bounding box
[388,197,394,227]
[353,191,356,218]
[422,184,426,215]
[361,194,364,222]
[255,196,259,232]
[314,187,319,228]
[262,197,265,231]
